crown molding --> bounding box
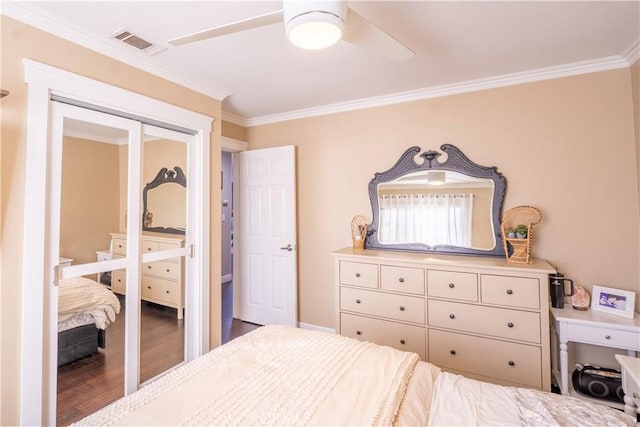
[221,111,248,126]
[242,55,631,127]
[622,37,639,65]
[2,1,231,101]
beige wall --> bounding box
[222,120,248,141]
[0,16,222,425]
[60,137,120,265]
[247,68,640,330]
[631,60,640,290]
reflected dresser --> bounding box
[333,247,556,390]
[110,232,185,319]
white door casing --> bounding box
[21,59,212,426]
[236,146,297,326]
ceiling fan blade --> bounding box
[342,8,415,61]
[169,9,284,46]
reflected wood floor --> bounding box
[57,282,259,426]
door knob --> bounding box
[280,244,294,251]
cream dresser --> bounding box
[110,232,185,319]
[333,247,556,391]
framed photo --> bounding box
[591,285,636,318]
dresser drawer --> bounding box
[340,261,378,289]
[143,260,180,280]
[340,287,425,324]
[567,323,640,351]
[141,239,160,253]
[381,265,424,295]
[111,269,126,294]
[112,238,127,255]
[427,270,478,302]
[142,276,179,305]
[341,313,426,359]
[480,275,540,309]
[429,329,542,388]
[428,300,541,343]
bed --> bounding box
[58,276,121,366]
[73,325,633,426]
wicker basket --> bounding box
[351,215,367,251]
[501,206,543,264]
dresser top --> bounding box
[332,247,556,274]
[111,231,185,243]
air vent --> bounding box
[109,28,167,56]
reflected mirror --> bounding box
[142,166,186,234]
[366,145,506,257]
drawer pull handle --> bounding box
[166,290,170,294]
[147,286,151,289]
[356,299,361,304]
[148,266,152,269]
[507,322,514,328]
[448,283,455,288]
[356,330,362,335]
[399,278,404,283]
[355,273,361,278]
[449,314,456,319]
[166,269,170,272]
[605,335,611,340]
[508,360,515,367]
[450,349,456,355]
[506,289,513,295]
[400,339,406,345]
[147,247,152,251]
[399,306,405,311]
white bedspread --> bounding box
[58,276,120,330]
[427,372,634,426]
[74,325,419,426]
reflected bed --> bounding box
[58,277,120,366]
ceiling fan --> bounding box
[168,0,415,61]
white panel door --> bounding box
[237,146,297,326]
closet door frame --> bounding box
[20,59,213,426]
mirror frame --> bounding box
[366,144,507,257]
[142,166,187,235]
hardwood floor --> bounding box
[57,281,259,426]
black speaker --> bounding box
[572,364,624,403]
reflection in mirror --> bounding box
[60,118,126,265]
[58,117,126,425]
[140,136,186,384]
[377,170,495,250]
[367,145,506,257]
[142,138,187,235]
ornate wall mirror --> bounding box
[366,145,506,256]
[142,166,187,234]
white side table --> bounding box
[96,250,113,285]
[615,354,640,418]
[550,307,640,399]
[59,256,73,268]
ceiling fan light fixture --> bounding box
[286,11,344,50]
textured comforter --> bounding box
[58,276,121,330]
[74,325,419,426]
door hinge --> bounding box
[189,244,195,258]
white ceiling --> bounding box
[4,1,639,126]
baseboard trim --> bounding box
[297,322,335,334]
[221,274,232,283]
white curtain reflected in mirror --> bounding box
[377,170,496,250]
[57,117,127,425]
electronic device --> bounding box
[572,364,624,403]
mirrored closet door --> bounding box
[49,102,193,425]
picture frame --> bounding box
[591,285,636,318]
